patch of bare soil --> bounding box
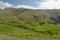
[0,34,60,40]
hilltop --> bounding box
[0,8,60,23]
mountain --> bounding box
[0,8,60,24]
[0,8,60,36]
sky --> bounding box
[0,0,60,9]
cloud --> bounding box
[14,5,37,9]
[0,0,60,9]
[0,1,13,9]
[0,1,37,9]
[37,0,60,9]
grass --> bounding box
[0,24,41,36]
[0,22,60,40]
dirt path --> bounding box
[0,34,60,40]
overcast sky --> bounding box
[0,0,60,9]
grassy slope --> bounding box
[0,24,37,35]
[0,24,60,40]
[0,8,60,40]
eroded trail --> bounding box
[0,34,60,40]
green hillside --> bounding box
[0,8,60,40]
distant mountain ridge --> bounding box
[0,8,60,24]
